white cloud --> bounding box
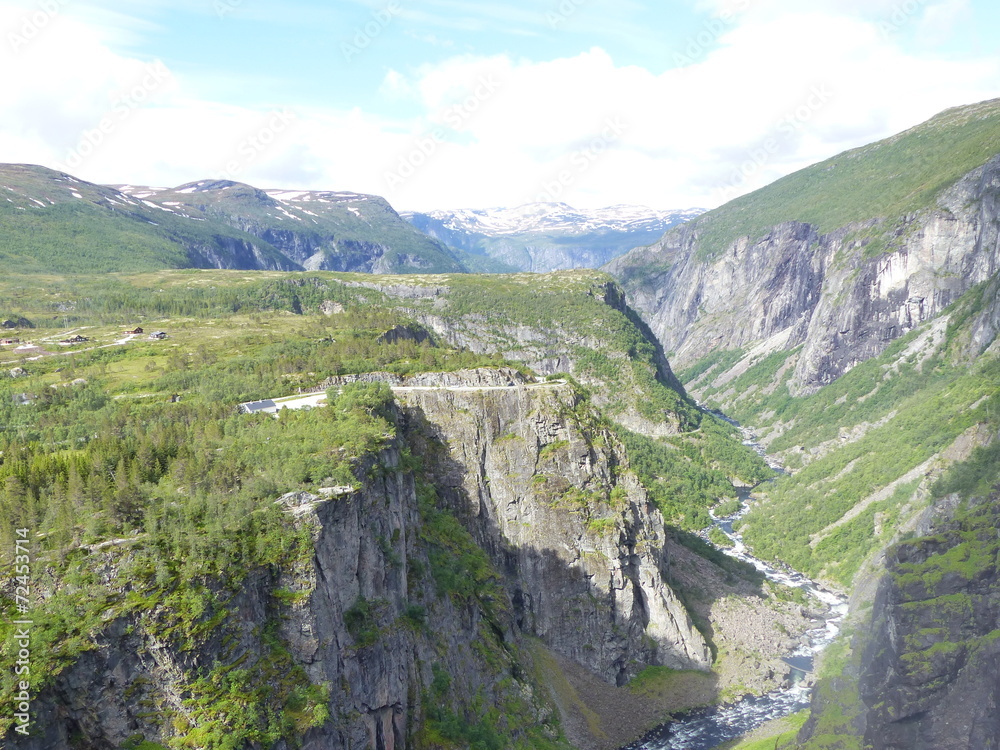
[372,12,1000,209]
[917,0,972,45]
[0,1,998,213]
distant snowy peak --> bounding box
[118,182,374,207]
[403,203,706,237]
[264,189,371,205]
[403,202,705,273]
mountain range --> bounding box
[404,203,704,272]
[0,166,701,277]
[0,166,508,275]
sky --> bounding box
[1,0,999,212]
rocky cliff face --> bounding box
[19,442,531,750]
[853,488,1000,750]
[182,233,302,271]
[224,222,435,274]
[396,380,710,681]
[12,371,706,750]
[608,155,1000,394]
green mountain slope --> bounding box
[0,165,297,273]
[688,97,1000,259]
[789,288,1000,749]
[0,164,485,275]
[608,97,1000,398]
[671,272,1000,588]
[667,273,1000,750]
[124,180,473,274]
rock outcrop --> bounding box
[396,379,711,682]
[842,490,1000,750]
[343,276,693,437]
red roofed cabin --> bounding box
[124,327,144,335]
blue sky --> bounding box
[2,0,999,210]
[133,1,711,112]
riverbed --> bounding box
[621,421,849,750]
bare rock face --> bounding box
[396,380,711,681]
[320,300,345,315]
[322,366,529,389]
[855,492,1000,750]
[608,155,1000,394]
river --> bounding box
[620,419,849,750]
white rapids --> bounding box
[621,417,849,750]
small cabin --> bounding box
[0,338,19,346]
[148,331,167,340]
[124,327,144,335]
[61,335,87,344]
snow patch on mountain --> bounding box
[402,203,705,272]
[404,203,704,237]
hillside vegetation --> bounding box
[0,165,485,275]
[0,269,771,747]
[687,97,1000,259]
[674,279,1000,589]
